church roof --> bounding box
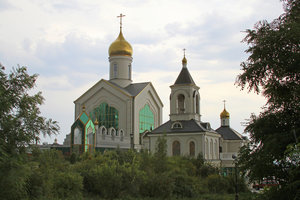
[108,81,150,97]
[150,119,216,134]
[124,82,149,96]
[215,126,242,140]
[174,67,195,85]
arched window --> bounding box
[214,140,218,159]
[177,94,185,113]
[90,103,119,129]
[119,129,124,137]
[139,104,154,133]
[110,128,116,136]
[86,127,93,145]
[210,139,213,159]
[189,141,195,156]
[100,126,107,135]
[120,129,124,141]
[172,122,183,129]
[205,138,208,159]
[172,140,181,156]
[128,64,131,79]
[196,94,200,114]
[113,63,117,78]
[74,127,82,144]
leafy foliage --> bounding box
[0,64,59,158]
[236,0,300,199]
[0,65,60,200]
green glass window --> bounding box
[139,104,154,133]
[90,103,119,129]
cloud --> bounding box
[0,0,284,143]
[0,0,16,11]
[25,33,108,80]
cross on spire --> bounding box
[183,48,186,57]
[117,13,126,31]
[223,100,226,109]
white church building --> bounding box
[62,16,247,169]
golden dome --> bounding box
[220,108,230,118]
[182,55,187,65]
[109,31,133,57]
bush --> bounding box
[83,162,122,199]
[225,175,249,194]
[53,171,83,199]
[0,158,31,200]
[140,171,174,198]
[205,174,229,194]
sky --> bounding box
[0,0,284,144]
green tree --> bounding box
[0,64,59,199]
[153,135,168,173]
[236,0,300,199]
[0,64,59,157]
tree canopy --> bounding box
[0,64,59,157]
[236,0,299,199]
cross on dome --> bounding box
[117,13,126,30]
[182,48,187,66]
[108,13,132,57]
[220,100,230,118]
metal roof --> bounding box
[150,119,215,134]
[215,126,242,140]
[174,67,195,85]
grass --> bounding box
[84,192,260,200]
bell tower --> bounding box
[169,50,201,122]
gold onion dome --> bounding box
[109,31,133,57]
[182,55,187,65]
[220,109,230,118]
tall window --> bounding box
[196,94,200,114]
[210,139,213,159]
[86,126,94,152]
[74,127,82,144]
[90,103,119,129]
[189,141,195,156]
[128,64,131,79]
[172,141,181,156]
[177,94,185,113]
[205,139,208,159]
[214,140,218,159]
[86,127,94,145]
[139,104,154,133]
[113,63,117,78]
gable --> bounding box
[135,82,163,108]
[74,79,132,104]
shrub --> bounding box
[140,171,174,198]
[0,159,31,200]
[205,174,229,194]
[53,171,83,199]
[84,162,122,199]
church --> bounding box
[62,15,247,169]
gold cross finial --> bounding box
[223,100,226,109]
[183,48,186,57]
[117,13,126,30]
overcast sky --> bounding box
[0,0,284,144]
